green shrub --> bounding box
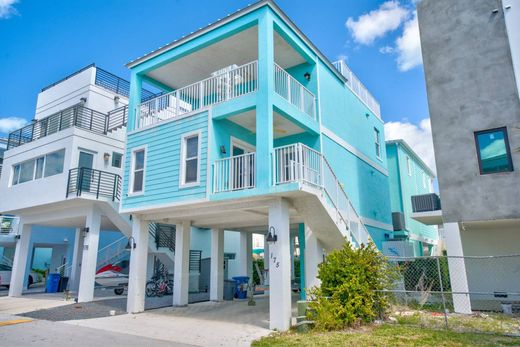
[307,242,397,330]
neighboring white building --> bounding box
[0,65,174,302]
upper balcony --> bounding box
[333,60,381,120]
[6,104,128,150]
[135,60,315,130]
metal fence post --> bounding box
[436,256,449,330]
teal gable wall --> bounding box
[122,112,209,210]
[386,142,438,243]
[322,136,392,227]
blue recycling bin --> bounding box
[46,273,61,293]
[232,276,249,299]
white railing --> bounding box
[0,216,20,235]
[136,61,258,129]
[332,60,381,120]
[56,263,73,277]
[1,255,13,267]
[273,143,371,246]
[274,63,316,119]
[213,152,256,193]
[97,236,129,270]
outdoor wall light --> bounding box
[304,72,311,81]
[82,227,89,234]
[103,152,110,161]
[14,234,21,240]
[126,236,137,250]
[220,145,227,154]
[266,226,278,244]
[80,97,87,104]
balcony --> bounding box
[66,167,122,201]
[135,61,317,130]
[274,63,316,119]
[136,61,258,129]
[333,60,381,119]
[7,104,127,150]
[213,152,256,193]
[410,193,443,225]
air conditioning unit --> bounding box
[411,193,442,213]
[392,212,406,231]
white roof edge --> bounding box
[386,139,436,178]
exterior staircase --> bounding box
[274,143,372,250]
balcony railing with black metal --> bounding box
[411,193,442,213]
[7,104,129,149]
[66,167,121,201]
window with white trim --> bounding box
[374,128,381,158]
[131,149,145,193]
[406,156,412,176]
[12,149,65,186]
[181,133,200,186]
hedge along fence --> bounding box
[393,257,451,293]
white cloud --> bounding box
[385,118,436,174]
[395,12,422,71]
[0,117,28,133]
[346,1,408,45]
[0,0,18,19]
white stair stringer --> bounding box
[98,201,174,269]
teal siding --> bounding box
[386,142,438,244]
[317,61,386,166]
[366,225,390,250]
[322,136,392,226]
[122,112,209,210]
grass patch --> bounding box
[252,324,520,347]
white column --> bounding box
[8,223,32,297]
[304,227,323,291]
[210,228,224,301]
[444,222,472,314]
[69,228,84,293]
[290,236,295,281]
[246,233,253,280]
[268,198,292,331]
[238,231,253,278]
[264,238,269,286]
[173,221,191,306]
[126,217,150,313]
[77,208,101,303]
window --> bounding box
[112,152,123,168]
[406,156,412,176]
[181,133,200,186]
[474,127,514,174]
[131,149,145,193]
[44,150,65,177]
[374,128,381,158]
[12,149,65,185]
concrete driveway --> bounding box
[65,295,278,346]
[0,294,289,346]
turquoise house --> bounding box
[385,140,438,256]
[121,0,392,331]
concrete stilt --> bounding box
[268,198,292,331]
[126,217,150,313]
[210,228,224,301]
[173,221,191,306]
[444,222,472,314]
[8,223,32,297]
[77,208,102,303]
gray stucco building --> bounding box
[416,0,520,313]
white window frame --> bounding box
[374,128,381,159]
[129,145,147,196]
[406,156,412,176]
[11,149,65,186]
[180,130,201,188]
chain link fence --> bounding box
[381,255,520,336]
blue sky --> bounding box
[0,0,435,170]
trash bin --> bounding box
[224,280,235,301]
[58,276,69,292]
[46,273,61,293]
[232,276,249,299]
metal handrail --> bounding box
[0,215,20,235]
[136,61,258,129]
[274,63,316,119]
[66,167,122,201]
[213,152,256,193]
[273,143,371,246]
